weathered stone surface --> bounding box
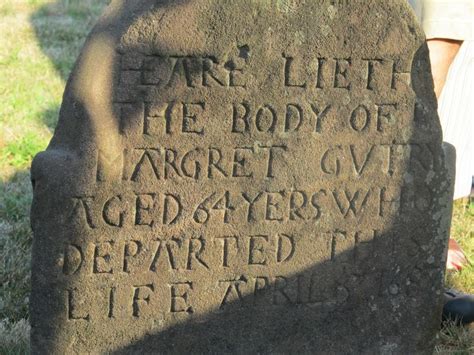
[30,0,454,353]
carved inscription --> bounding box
[282,56,410,91]
[60,42,432,325]
[61,234,296,275]
[64,273,351,321]
[68,184,432,230]
[96,143,437,183]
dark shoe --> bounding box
[443,289,474,325]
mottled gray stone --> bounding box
[30,0,455,353]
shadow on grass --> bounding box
[0,318,30,354]
[0,1,110,326]
[30,0,110,131]
[0,170,33,322]
[40,106,62,132]
[435,321,474,354]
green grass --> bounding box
[0,319,29,355]
[0,0,472,353]
[436,319,474,354]
[0,1,109,353]
[447,200,474,295]
[1,133,46,169]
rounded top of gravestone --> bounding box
[30,1,449,354]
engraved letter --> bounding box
[145,102,172,135]
[108,287,116,318]
[187,237,209,270]
[228,56,247,87]
[273,276,292,305]
[163,193,182,225]
[67,289,90,321]
[311,104,332,133]
[96,150,123,182]
[202,57,226,86]
[248,235,268,265]
[216,236,239,267]
[376,103,397,131]
[132,284,154,317]
[182,102,205,135]
[149,239,180,271]
[93,241,114,274]
[181,148,202,179]
[169,282,194,313]
[277,234,295,263]
[316,58,327,89]
[289,190,308,221]
[363,59,383,90]
[232,102,251,133]
[208,148,228,178]
[350,145,375,176]
[71,196,96,228]
[255,105,277,133]
[102,195,126,227]
[265,191,284,221]
[167,57,194,87]
[321,146,342,176]
[283,56,306,87]
[253,276,271,299]
[123,240,142,273]
[332,189,371,218]
[232,147,254,177]
[131,149,161,181]
[135,193,157,227]
[261,145,287,178]
[164,148,182,178]
[311,189,327,220]
[285,103,303,132]
[63,244,84,275]
[219,277,246,309]
[350,105,371,132]
[378,186,401,217]
[334,58,351,89]
[242,191,263,222]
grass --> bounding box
[436,321,474,355]
[436,199,474,354]
[0,1,109,353]
[0,0,472,353]
[0,319,29,355]
[447,200,474,294]
[0,134,45,168]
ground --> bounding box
[0,0,472,353]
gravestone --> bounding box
[30,0,455,353]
